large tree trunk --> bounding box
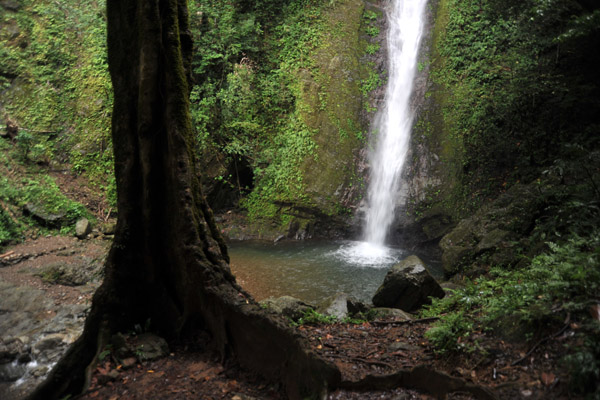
[27,1,339,399]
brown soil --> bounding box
[0,235,108,305]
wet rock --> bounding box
[0,339,24,364]
[0,281,87,393]
[372,255,444,312]
[32,334,66,364]
[0,360,27,382]
[260,296,314,321]
[75,218,92,239]
[30,365,48,378]
[317,293,349,320]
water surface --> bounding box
[229,240,409,304]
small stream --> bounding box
[228,240,442,304]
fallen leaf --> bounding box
[541,372,555,386]
[147,370,155,373]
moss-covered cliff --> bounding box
[0,0,114,200]
[190,0,385,239]
[398,0,600,258]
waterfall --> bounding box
[364,0,428,246]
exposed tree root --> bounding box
[339,365,498,400]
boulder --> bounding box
[372,255,444,312]
[317,293,350,320]
[75,218,92,239]
[22,203,66,228]
[260,296,314,321]
[439,183,546,276]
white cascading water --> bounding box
[334,0,428,265]
[365,0,428,245]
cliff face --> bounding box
[397,0,600,272]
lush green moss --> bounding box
[1,0,114,204]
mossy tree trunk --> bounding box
[27,1,339,399]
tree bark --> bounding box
[26,1,339,399]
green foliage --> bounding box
[424,230,600,394]
[0,174,93,233]
[0,207,20,248]
[1,0,114,203]
[360,62,382,110]
[189,0,329,220]
[362,9,380,36]
[294,309,338,325]
[432,0,600,202]
[425,311,474,354]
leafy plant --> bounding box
[423,229,600,395]
[294,309,338,325]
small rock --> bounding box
[387,341,420,353]
[31,365,49,378]
[97,370,119,385]
[347,297,370,316]
[260,296,314,321]
[75,218,92,239]
[370,307,413,320]
[101,222,116,235]
[134,333,169,361]
[317,293,349,320]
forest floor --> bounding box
[1,234,579,400]
[0,171,582,400]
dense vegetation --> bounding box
[188,0,375,228]
[1,0,376,239]
[419,0,600,395]
[0,0,599,395]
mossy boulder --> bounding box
[260,296,315,322]
[440,183,547,276]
